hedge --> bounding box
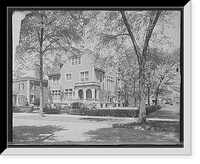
[67,108,139,118]
[13,106,34,113]
[66,105,161,118]
[43,107,61,114]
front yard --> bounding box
[11,105,182,146]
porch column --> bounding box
[92,88,95,100]
[83,88,86,100]
[97,89,99,100]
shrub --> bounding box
[43,102,61,114]
[68,109,139,118]
[71,102,85,109]
[43,107,61,114]
[13,106,21,113]
[33,98,40,107]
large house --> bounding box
[47,50,121,107]
[13,76,48,106]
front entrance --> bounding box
[78,89,83,99]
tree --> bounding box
[117,48,139,106]
[88,11,162,123]
[152,49,180,105]
[145,48,180,106]
[120,10,162,123]
[17,10,89,117]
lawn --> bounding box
[84,127,181,145]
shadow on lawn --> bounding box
[85,127,181,145]
[13,125,67,144]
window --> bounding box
[80,71,89,82]
[30,94,36,103]
[86,89,92,99]
[75,58,77,65]
[78,89,83,99]
[30,81,36,90]
[99,72,103,83]
[107,75,114,91]
[85,71,89,81]
[51,90,61,101]
[66,73,72,81]
[80,72,84,82]
[18,83,24,91]
[72,57,81,66]
[78,57,81,64]
[52,76,59,85]
[65,89,73,100]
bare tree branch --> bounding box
[120,11,141,64]
[142,11,162,59]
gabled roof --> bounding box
[84,49,108,70]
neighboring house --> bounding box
[47,50,119,106]
[13,76,48,106]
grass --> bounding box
[84,127,181,145]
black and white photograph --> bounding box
[4,4,192,156]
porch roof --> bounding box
[74,82,100,87]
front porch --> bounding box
[74,82,100,101]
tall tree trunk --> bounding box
[124,84,129,107]
[120,10,162,124]
[39,57,44,117]
[147,86,150,107]
[155,95,158,105]
[39,24,44,117]
[139,62,146,124]
[133,79,137,107]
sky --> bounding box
[12,11,26,69]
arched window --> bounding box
[86,89,92,99]
[78,89,83,99]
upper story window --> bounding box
[65,73,72,81]
[52,76,59,86]
[30,81,36,90]
[18,83,24,91]
[107,75,114,91]
[80,71,89,82]
[72,57,81,66]
[99,72,103,83]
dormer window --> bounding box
[72,57,81,66]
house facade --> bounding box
[13,76,48,106]
[48,50,119,107]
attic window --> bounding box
[72,57,81,66]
